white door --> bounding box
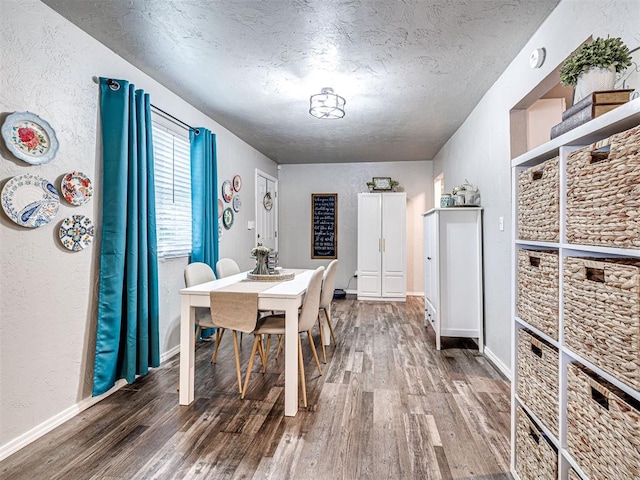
[255,170,278,251]
[381,193,406,297]
[357,193,382,297]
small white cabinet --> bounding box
[423,207,483,351]
[357,192,406,301]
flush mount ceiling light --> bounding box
[309,87,346,119]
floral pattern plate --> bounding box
[61,171,93,206]
[233,194,241,212]
[1,112,59,165]
[217,199,224,218]
[59,215,95,251]
[1,173,60,228]
[223,207,234,229]
[222,180,233,202]
[233,174,242,192]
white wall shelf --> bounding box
[512,98,640,167]
[510,101,640,480]
[514,394,560,449]
[514,317,559,348]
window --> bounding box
[152,119,191,258]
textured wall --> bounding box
[432,0,640,373]
[0,0,276,451]
[278,161,433,294]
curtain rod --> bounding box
[150,104,199,133]
[96,77,200,134]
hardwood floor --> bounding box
[1,296,512,480]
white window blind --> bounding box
[152,121,192,258]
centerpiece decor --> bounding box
[559,37,632,102]
[251,245,271,275]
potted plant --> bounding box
[559,37,632,101]
[366,181,375,192]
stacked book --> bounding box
[550,89,634,139]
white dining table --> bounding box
[178,268,323,417]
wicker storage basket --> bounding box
[566,363,640,480]
[517,250,559,339]
[515,405,557,480]
[564,256,640,390]
[517,329,559,438]
[566,124,640,249]
[518,156,559,242]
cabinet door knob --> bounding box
[427,256,432,260]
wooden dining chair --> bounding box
[243,266,325,407]
[317,259,339,363]
[184,262,227,364]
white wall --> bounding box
[278,161,433,295]
[0,0,277,455]
[432,0,640,374]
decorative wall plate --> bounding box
[1,112,59,165]
[1,173,60,228]
[59,215,95,251]
[61,171,93,205]
[217,198,224,218]
[222,207,234,229]
[222,180,233,202]
[233,174,242,192]
[233,194,241,212]
[263,192,273,211]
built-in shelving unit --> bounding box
[510,98,640,480]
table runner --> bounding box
[209,275,295,333]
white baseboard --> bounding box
[0,344,182,463]
[345,290,424,297]
[0,379,127,462]
[483,346,512,380]
[161,344,180,363]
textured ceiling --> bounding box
[42,0,560,164]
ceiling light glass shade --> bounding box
[309,87,346,119]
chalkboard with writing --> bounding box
[311,193,337,259]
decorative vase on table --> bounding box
[574,66,616,102]
[251,246,271,275]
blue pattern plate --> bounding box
[59,215,95,251]
[1,173,60,228]
[1,112,59,165]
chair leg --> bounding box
[324,308,337,345]
[298,335,307,408]
[275,334,284,359]
[263,334,272,373]
[317,314,327,363]
[232,331,243,394]
[257,335,266,373]
[242,335,261,399]
[307,330,322,375]
[194,325,202,346]
[212,328,225,363]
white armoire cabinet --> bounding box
[357,192,406,301]
[423,207,483,351]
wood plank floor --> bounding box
[1,296,512,479]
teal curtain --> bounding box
[190,129,219,340]
[190,128,219,268]
[93,77,160,396]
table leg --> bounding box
[179,296,195,405]
[284,301,299,416]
